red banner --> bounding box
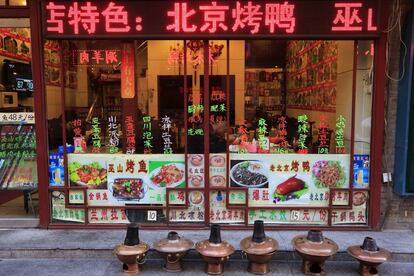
[121,42,135,99]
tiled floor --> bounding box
[0,195,38,218]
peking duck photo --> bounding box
[273,174,308,203]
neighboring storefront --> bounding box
[1,0,388,229]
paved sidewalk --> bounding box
[0,229,413,257]
[0,229,413,275]
[0,259,413,276]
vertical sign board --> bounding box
[121,43,135,99]
[121,42,138,154]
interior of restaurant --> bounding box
[47,39,372,156]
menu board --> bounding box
[0,123,37,189]
[230,154,350,207]
[64,152,368,225]
[68,154,186,206]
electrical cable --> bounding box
[385,0,407,82]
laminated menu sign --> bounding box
[248,209,328,225]
[230,153,350,207]
[332,191,368,225]
[51,191,85,223]
[209,191,245,224]
[88,208,129,224]
[169,190,205,223]
[0,113,35,124]
[68,154,185,206]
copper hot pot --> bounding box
[114,223,149,274]
[153,231,193,272]
[240,220,278,275]
[347,237,391,276]
[196,224,235,275]
[292,230,338,275]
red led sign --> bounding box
[72,49,120,66]
[43,1,381,39]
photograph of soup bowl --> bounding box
[230,160,269,188]
[189,191,204,206]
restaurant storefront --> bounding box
[0,0,387,229]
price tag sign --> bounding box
[147,210,157,221]
[290,210,300,221]
[0,112,35,124]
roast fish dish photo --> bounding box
[112,178,147,201]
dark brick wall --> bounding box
[380,0,414,230]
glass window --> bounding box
[226,40,368,226]
[46,38,372,227]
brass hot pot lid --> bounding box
[196,224,235,258]
[114,243,149,256]
[347,237,391,263]
[292,230,338,257]
[196,240,235,257]
[153,231,194,253]
[240,220,278,255]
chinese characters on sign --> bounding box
[72,49,119,66]
[107,116,120,153]
[125,115,136,154]
[72,118,86,153]
[121,42,135,99]
[297,114,308,153]
[91,117,101,153]
[236,124,249,153]
[317,116,329,154]
[142,116,153,154]
[0,113,35,124]
[45,1,380,38]
[335,115,346,154]
[331,3,377,32]
[257,118,268,152]
[188,104,204,136]
[63,153,363,224]
[275,116,288,153]
[46,1,142,34]
[0,124,36,189]
[161,115,173,154]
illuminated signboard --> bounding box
[43,1,381,39]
